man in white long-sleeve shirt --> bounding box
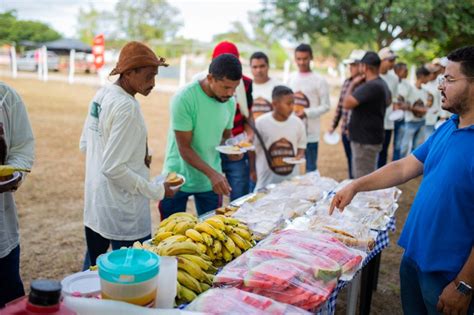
[80,42,175,268]
[288,44,330,172]
[0,82,35,307]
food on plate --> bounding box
[237,140,253,148]
[215,205,239,216]
[166,172,184,186]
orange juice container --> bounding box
[97,248,160,307]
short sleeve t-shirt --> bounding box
[349,77,390,145]
[254,113,307,190]
[163,80,236,193]
[252,78,280,119]
[398,115,474,279]
[380,71,399,130]
[404,86,434,123]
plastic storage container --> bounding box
[97,248,160,307]
[3,279,76,314]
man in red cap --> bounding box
[212,41,254,200]
[80,41,176,269]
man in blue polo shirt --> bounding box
[330,45,474,315]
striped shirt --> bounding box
[232,75,253,136]
[331,77,353,136]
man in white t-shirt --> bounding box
[250,51,280,120]
[377,47,399,167]
[393,62,413,161]
[80,41,176,269]
[252,86,307,190]
[288,44,330,172]
[400,66,433,157]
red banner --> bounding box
[92,34,105,70]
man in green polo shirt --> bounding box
[160,54,243,218]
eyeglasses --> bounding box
[438,76,474,86]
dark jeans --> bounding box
[377,129,392,168]
[82,227,151,270]
[0,245,25,307]
[305,142,319,172]
[393,120,405,161]
[221,153,250,201]
[341,134,353,179]
[159,190,221,220]
[400,255,474,315]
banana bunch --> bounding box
[192,215,255,267]
[152,212,198,245]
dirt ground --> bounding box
[1,76,421,314]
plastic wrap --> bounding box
[214,230,364,310]
[289,215,376,251]
[232,198,313,240]
[185,288,311,314]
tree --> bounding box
[0,10,61,45]
[260,0,474,53]
[76,5,117,45]
[114,0,182,42]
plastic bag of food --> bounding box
[215,230,364,310]
[289,215,376,251]
[185,288,311,314]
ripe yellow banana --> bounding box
[222,247,232,262]
[222,235,236,254]
[206,247,215,261]
[168,212,198,222]
[156,234,187,247]
[185,229,204,243]
[233,245,242,257]
[178,284,197,302]
[200,232,213,246]
[160,241,201,256]
[214,229,227,241]
[0,165,30,177]
[237,223,250,231]
[173,221,195,235]
[194,222,219,239]
[177,270,202,293]
[224,217,240,226]
[196,242,208,254]
[179,254,212,271]
[232,227,252,240]
[228,233,250,250]
[163,219,179,232]
[205,217,226,231]
[199,282,211,291]
[177,256,207,282]
[212,240,222,255]
[152,231,174,243]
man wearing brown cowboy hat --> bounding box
[80,41,176,269]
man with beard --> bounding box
[160,54,242,218]
[330,46,474,315]
[80,41,175,269]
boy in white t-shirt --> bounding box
[251,86,307,190]
[287,44,330,172]
[250,51,281,120]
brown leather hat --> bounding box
[109,41,168,76]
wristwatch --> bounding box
[456,280,473,295]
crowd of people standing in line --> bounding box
[1,38,472,315]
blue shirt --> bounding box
[398,115,474,279]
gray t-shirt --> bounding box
[0,83,35,258]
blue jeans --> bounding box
[0,245,25,306]
[305,142,318,172]
[377,129,392,168]
[400,255,474,315]
[400,120,426,158]
[393,120,405,161]
[82,227,151,270]
[159,190,221,220]
[221,153,249,201]
[341,134,353,179]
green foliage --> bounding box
[260,0,474,54]
[0,10,61,45]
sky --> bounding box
[0,0,263,42]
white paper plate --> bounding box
[282,157,306,165]
[323,132,340,145]
[61,270,101,298]
[216,145,246,155]
[388,110,404,121]
[166,174,186,190]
